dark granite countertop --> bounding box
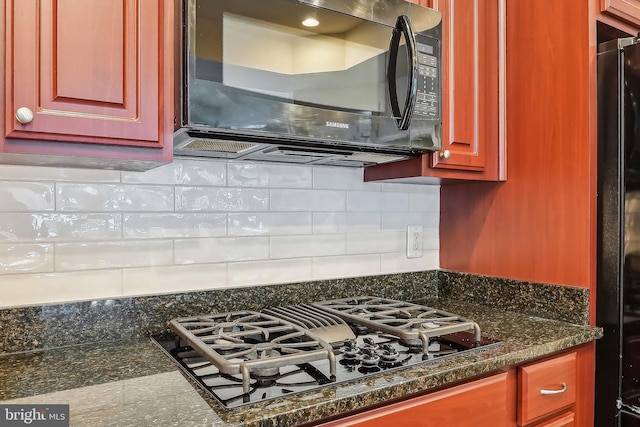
[0,298,602,427]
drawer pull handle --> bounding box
[540,383,567,395]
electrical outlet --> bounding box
[406,225,423,258]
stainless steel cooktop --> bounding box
[152,296,501,409]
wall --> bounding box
[0,159,439,308]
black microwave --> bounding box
[174,0,442,167]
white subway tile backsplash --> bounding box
[123,213,227,239]
[175,236,269,264]
[122,264,228,295]
[346,231,405,254]
[0,164,120,183]
[0,181,55,212]
[56,240,174,271]
[121,160,226,186]
[409,190,440,212]
[0,270,123,307]
[270,189,346,212]
[380,250,439,274]
[312,254,381,280]
[0,159,440,306]
[347,191,409,212]
[228,163,312,188]
[227,258,312,287]
[270,234,346,259]
[228,212,312,236]
[312,212,348,234]
[0,213,122,242]
[176,187,269,212]
[0,243,53,275]
[313,167,380,191]
[57,184,174,212]
[382,212,433,230]
[313,212,382,234]
[423,211,440,226]
[344,213,383,232]
[381,182,437,193]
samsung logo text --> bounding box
[325,121,350,129]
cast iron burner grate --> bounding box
[313,296,482,353]
[168,311,336,395]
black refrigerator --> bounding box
[597,37,640,427]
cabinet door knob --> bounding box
[540,382,567,395]
[15,107,34,124]
[439,150,451,160]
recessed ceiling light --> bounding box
[302,18,319,27]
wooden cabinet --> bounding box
[314,343,594,427]
[532,412,575,427]
[1,0,174,170]
[596,0,640,38]
[517,345,594,427]
[518,353,577,426]
[316,371,515,427]
[364,0,505,183]
[437,10,598,426]
[600,0,640,27]
[440,0,595,290]
[429,0,503,177]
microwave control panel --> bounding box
[414,35,440,121]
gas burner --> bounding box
[358,365,381,374]
[379,344,400,362]
[248,348,282,378]
[342,339,361,359]
[362,337,379,351]
[247,344,280,358]
[360,348,381,367]
[251,374,280,387]
[339,358,360,367]
[400,337,424,348]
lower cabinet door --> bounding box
[317,371,515,427]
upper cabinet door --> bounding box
[5,0,161,148]
[600,0,640,27]
[430,0,498,173]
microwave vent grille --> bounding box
[347,153,408,164]
[184,139,259,154]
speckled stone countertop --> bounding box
[0,296,602,427]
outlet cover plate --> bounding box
[406,225,423,258]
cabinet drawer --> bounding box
[518,352,577,426]
[318,372,514,427]
[533,411,575,427]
